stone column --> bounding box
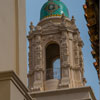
[32,35,44,91]
[74,41,80,67]
[28,39,34,89]
[58,31,70,88]
[78,39,85,86]
[73,35,83,87]
[28,22,35,89]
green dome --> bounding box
[40,0,69,20]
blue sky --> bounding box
[26,0,99,99]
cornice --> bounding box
[0,71,33,100]
[30,86,96,100]
[27,68,44,77]
[38,16,71,26]
[70,66,81,71]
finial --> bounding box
[61,13,66,20]
[72,16,74,19]
[29,21,34,33]
[71,16,75,24]
[83,78,87,85]
[62,13,65,18]
[61,13,66,24]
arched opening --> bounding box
[46,43,60,80]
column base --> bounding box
[58,78,70,89]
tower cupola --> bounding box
[40,0,69,20]
[28,0,85,92]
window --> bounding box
[46,43,60,80]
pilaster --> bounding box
[59,31,70,88]
[32,35,44,91]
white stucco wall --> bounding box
[0,0,27,86]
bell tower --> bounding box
[27,0,86,92]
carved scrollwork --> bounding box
[35,25,42,31]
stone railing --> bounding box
[46,68,61,80]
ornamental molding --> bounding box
[34,68,44,72]
[70,66,81,71]
[30,87,41,92]
[27,19,79,40]
[28,69,44,77]
[61,63,70,69]
[0,71,33,100]
[27,70,34,76]
[38,16,70,25]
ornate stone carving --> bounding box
[61,13,66,24]
[27,16,85,91]
[35,25,42,31]
[29,22,34,34]
[71,16,75,24]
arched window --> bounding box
[46,43,61,80]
